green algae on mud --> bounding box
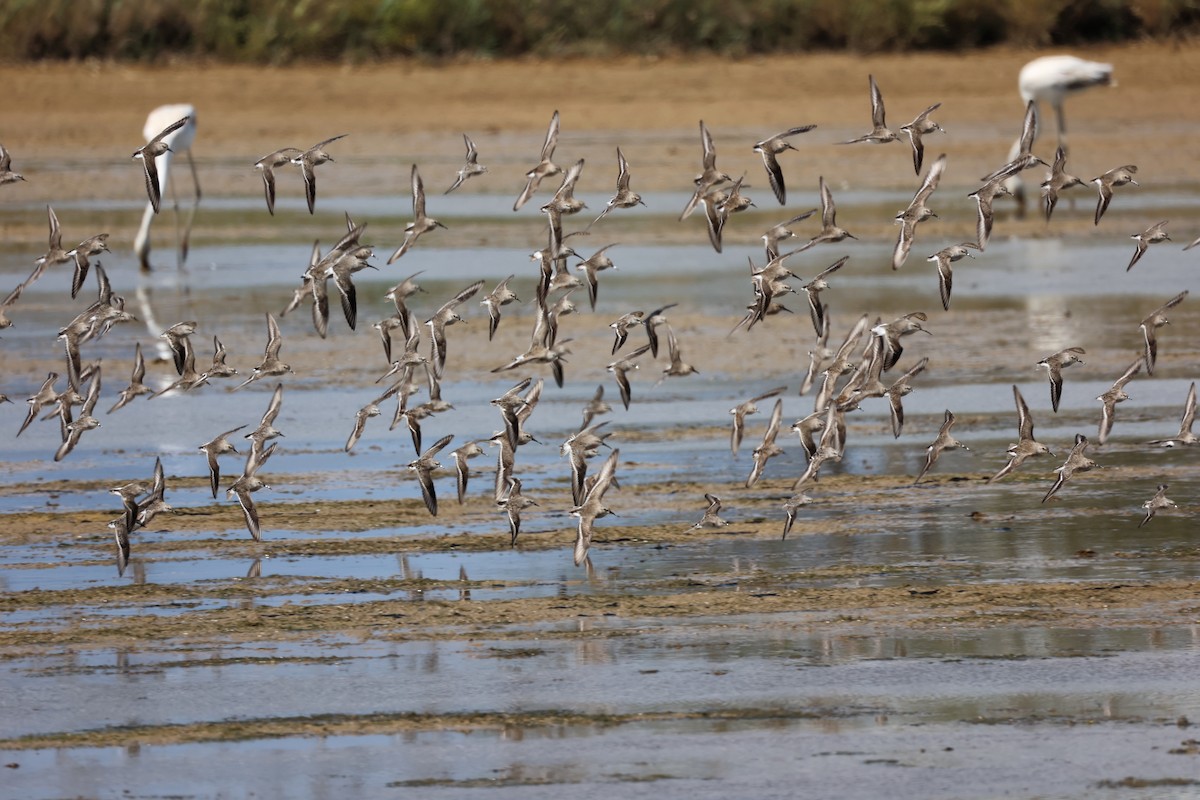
[0,707,839,750]
[3,576,1198,653]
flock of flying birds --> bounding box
[1,55,1196,573]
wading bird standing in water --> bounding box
[133,105,200,272]
[1005,56,1114,215]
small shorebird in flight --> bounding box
[753,124,815,204]
[133,114,190,214]
[840,75,898,145]
[445,133,487,194]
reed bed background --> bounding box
[0,0,1196,63]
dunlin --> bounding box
[235,313,292,390]
[0,283,22,330]
[572,448,619,566]
[643,302,677,358]
[608,310,644,355]
[150,336,209,398]
[872,311,930,372]
[1037,347,1086,413]
[409,433,454,517]
[200,425,247,499]
[254,147,302,215]
[607,343,652,410]
[688,493,729,530]
[385,270,425,336]
[481,275,520,341]
[989,386,1054,483]
[54,369,102,462]
[514,110,561,211]
[658,325,700,384]
[968,174,1013,250]
[292,134,348,214]
[1139,290,1187,375]
[445,133,487,194]
[1040,146,1084,222]
[885,356,929,438]
[160,320,197,376]
[754,125,816,204]
[581,384,612,429]
[136,456,173,530]
[110,477,149,540]
[927,242,978,310]
[26,206,71,288]
[245,384,285,457]
[488,430,516,504]
[1042,433,1096,503]
[730,385,787,457]
[17,372,59,438]
[576,244,618,310]
[984,100,1046,185]
[227,463,272,543]
[1092,165,1138,226]
[799,308,832,396]
[899,103,945,175]
[762,209,817,261]
[491,377,533,450]
[817,314,870,402]
[681,120,731,220]
[1097,357,1142,445]
[781,492,812,540]
[541,157,586,217]
[745,398,785,488]
[450,440,486,503]
[1127,221,1169,271]
[206,335,237,380]
[498,477,538,547]
[426,280,485,378]
[1147,382,1197,447]
[392,395,435,455]
[913,409,970,484]
[389,164,446,263]
[109,342,152,413]
[840,75,898,144]
[0,142,25,185]
[795,177,856,252]
[345,385,398,453]
[66,233,109,299]
[591,147,644,228]
[132,114,190,214]
[793,405,842,489]
[893,153,946,271]
[327,246,378,330]
[1139,484,1177,528]
[376,317,427,385]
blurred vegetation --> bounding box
[0,0,1196,62]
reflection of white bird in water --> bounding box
[133,104,200,271]
[1006,56,1113,215]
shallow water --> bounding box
[3,105,1200,798]
[4,629,1200,798]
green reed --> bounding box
[0,0,1195,62]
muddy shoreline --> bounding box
[3,45,1200,794]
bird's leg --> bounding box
[180,148,202,268]
[170,169,184,270]
[1054,100,1068,154]
[1054,101,1078,212]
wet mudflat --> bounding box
[2,45,1200,798]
